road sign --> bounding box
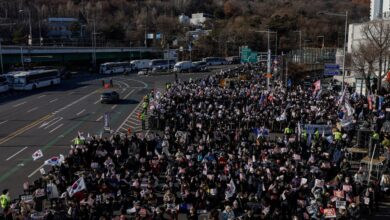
[104,112,110,131]
[324,63,340,76]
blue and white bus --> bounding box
[0,75,9,93]
[12,69,61,90]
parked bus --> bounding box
[150,59,176,71]
[131,60,151,71]
[99,62,133,74]
[12,69,61,90]
[202,57,228,66]
[0,75,9,93]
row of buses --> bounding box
[99,59,176,75]
[99,57,229,75]
[0,69,61,93]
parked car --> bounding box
[202,57,228,66]
[100,91,119,104]
[173,61,193,72]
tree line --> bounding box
[0,0,369,59]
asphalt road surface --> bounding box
[0,70,214,198]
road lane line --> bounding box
[49,123,63,134]
[123,89,136,99]
[94,99,100,104]
[111,105,117,110]
[0,114,53,145]
[28,164,44,178]
[39,117,58,128]
[76,109,86,116]
[5,147,28,161]
[116,101,142,132]
[0,85,146,182]
[49,98,58,103]
[0,120,8,126]
[44,117,63,130]
[53,88,101,115]
[27,107,38,113]
[13,101,27,108]
[37,95,46,99]
[96,116,103,122]
[69,92,75,95]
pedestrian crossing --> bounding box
[117,102,149,134]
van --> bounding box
[130,60,151,71]
[173,61,193,72]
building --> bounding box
[47,17,85,40]
[178,14,190,25]
[370,0,390,20]
[371,0,383,20]
[190,13,213,27]
[186,29,211,40]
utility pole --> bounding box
[255,30,277,90]
[0,39,3,74]
[92,19,97,69]
[20,47,24,70]
[267,31,271,90]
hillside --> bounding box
[0,0,370,57]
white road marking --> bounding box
[116,99,142,132]
[38,95,46,99]
[53,89,99,115]
[13,101,27,108]
[43,117,63,130]
[69,92,75,95]
[5,147,28,161]
[28,164,44,178]
[0,120,8,126]
[96,116,103,122]
[116,77,148,89]
[49,98,58,103]
[123,89,136,99]
[27,107,38,113]
[39,117,58,128]
[94,99,100,105]
[111,105,117,110]
[76,109,86,116]
[49,123,63,133]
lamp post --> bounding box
[293,30,302,63]
[19,9,32,46]
[255,30,277,90]
[0,38,3,74]
[318,11,348,91]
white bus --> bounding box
[12,69,61,90]
[99,62,133,74]
[0,75,9,93]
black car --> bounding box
[100,91,119,104]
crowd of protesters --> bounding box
[2,64,390,219]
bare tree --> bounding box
[361,20,390,90]
[352,41,377,94]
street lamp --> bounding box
[293,30,302,63]
[255,30,277,90]
[0,38,3,74]
[318,11,348,91]
[19,9,32,46]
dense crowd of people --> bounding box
[2,64,390,219]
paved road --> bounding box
[0,70,214,199]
